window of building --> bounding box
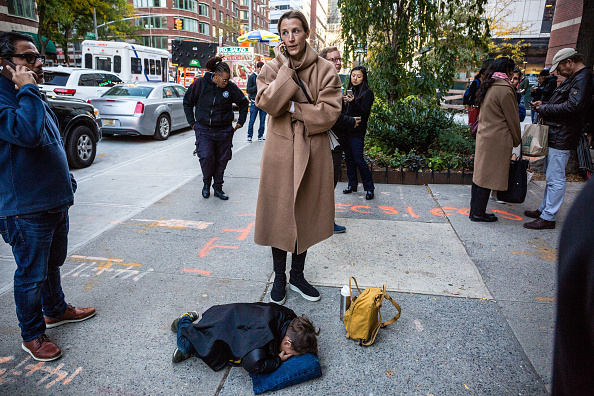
[220,11,224,21]
[182,18,199,32]
[135,16,167,29]
[241,10,248,19]
[199,22,209,35]
[212,25,217,36]
[220,0,224,5]
[198,3,209,16]
[114,55,122,73]
[131,58,142,74]
[540,0,557,33]
[270,19,278,25]
[133,0,164,7]
[7,0,36,19]
[141,36,168,49]
[226,0,229,8]
[241,0,248,5]
[173,0,197,12]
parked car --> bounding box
[46,94,102,168]
[40,67,123,100]
[90,83,190,140]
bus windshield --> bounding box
[102,86,154,98]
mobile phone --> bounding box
[346,89,353,96]
[0,58,16,81]
[280,44,287,56]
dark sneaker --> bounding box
[524,218,555,230]
[289,277,321,302]
[171,311,199,333]
[22,334,62,362]
[258,137,265,141]
[247,137,252,142]
[45,304,95,328]
[333,223,346,234]
[270,276,287,305]
[524,209,542,219]
[172,348,193,363]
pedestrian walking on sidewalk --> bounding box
[470,57,522,222]
[254,10,342,305]
[246,61,267,142]
[525,49,593,230]
[0,32,95,362]
[183,56,249,200]
[341,66,375,200]
[319,46,361,234]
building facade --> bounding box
[268,0,327,50]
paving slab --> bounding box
[221,287,547,396]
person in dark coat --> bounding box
[552,178,594,395]
[183,56,249,200]
[341,66,375,200]
[464,68,486,124]
[246,61,266,142]
[170,303,319,375]
[531,69,557,105]
[319,46,360,234]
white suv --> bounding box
[39,67,123,100]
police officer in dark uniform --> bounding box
[183,57,249,200]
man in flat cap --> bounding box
[525,48,593,230]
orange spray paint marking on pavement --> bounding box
[458,208,470,216]
[407,207,419,218]
[351,206,372,213]
[199,237,239,257]
[237,213,256,217]
[430,207,457,217]
[183,269,212,275]
[335,203,351,213]
[378,206,398,215]
[222,222,255,241]
[535,297,555,302]
[491,210,523,221]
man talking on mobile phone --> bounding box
[0,32,95,362]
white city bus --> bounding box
[81,40,170,83]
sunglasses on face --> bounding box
[10,53,45,65]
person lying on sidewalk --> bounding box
[170,302,319,374]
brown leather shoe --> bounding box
[524,218,556,230]
[524,209,542,219]
[45,304,96,329]
[22,334,62,361]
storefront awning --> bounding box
[15,31,57,54]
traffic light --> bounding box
[174,18,184,30]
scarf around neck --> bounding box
[492,72,512,86]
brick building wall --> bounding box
[0,0,38,34]
[545,0,583,66]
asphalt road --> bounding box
[0,123,582,395]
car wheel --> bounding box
[154,114,171,140]
[66,125,96,168]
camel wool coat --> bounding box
[473,79,522,191]
[254,44,342,254]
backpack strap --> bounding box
[362,285,386,347]
[348,276,362,303]
[381,292,402,327]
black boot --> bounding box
[202,183,210,198]
[213,186,229,200]
[270,248,287,305]
[289,250,320,302]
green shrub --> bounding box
[429,122,475,156]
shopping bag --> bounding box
[497,154,530,203]
[522,122,549,157]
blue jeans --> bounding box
[531,110,539,124]
[344,136,374,191]
[247,101,266,138]
[538,147,571,221]
[176,315,197,355]
[0,210,69,342]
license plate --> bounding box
[103,119,115,126]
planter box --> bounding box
[339,168,473,185]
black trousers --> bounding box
[470,182,491,216]
[272,247,307,279]
[332,147,343,188]
[195,124,234,189]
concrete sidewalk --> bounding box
[0,127,581,395]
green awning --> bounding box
[15,31,57,54]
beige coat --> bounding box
[254,44,342,254]
[473,79,522,191]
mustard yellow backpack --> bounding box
[343,277,402,346]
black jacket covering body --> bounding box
[341,87,374,138]
[183,72,249,128]
[246,72,258,101]
[181,302,296,374]
[532,75,558,103]
[552,178,594,395]
[538,68,593,150]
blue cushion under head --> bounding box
[249,353,322,394]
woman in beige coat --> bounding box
[254,10,342,304]
[470,57,522,222]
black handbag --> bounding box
[497,153,530,203]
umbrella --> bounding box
[237,29,280,44]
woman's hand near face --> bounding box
[274,43,293,69]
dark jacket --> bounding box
[552,177,594,395]
[463,78,480,106]
[342,87,374,138]
[0,78,74,216]
[331,108,356,148]
[181,302,296,374]
[535,75,558,103]
[183,72,249,128]
[246,72,258,101]
[538,68,593,150]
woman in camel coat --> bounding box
[254,10,342,305]
[471,57,522,222]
